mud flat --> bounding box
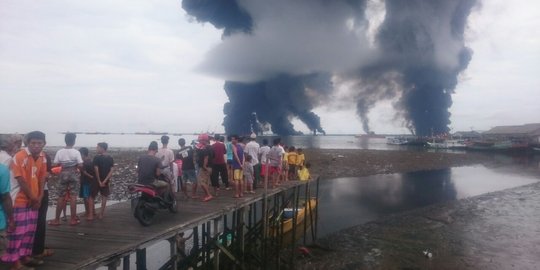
[298,181,540,270]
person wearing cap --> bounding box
[244,133,260,190]
[195,134,214,202]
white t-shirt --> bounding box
[244,141,260,165]
[53,148,83,168]
[156,147,175,168]
[258,146,271,164]
[267,146,284,167]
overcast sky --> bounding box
[1,0,539,135]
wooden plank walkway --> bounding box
[35,180,310,269]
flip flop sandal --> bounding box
[36,248,55,258]
[23,257,44,267]
[69,219,81,226]
[47,221,61,226]
[202,196,213,202]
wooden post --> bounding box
[238,207,245,269]
[303,181,309,246]
[213,217,221,270]
[106,258,120,270]
[314,177,320,241]
[136,249,146,270]
[123,255,130,270]
[169,236,178,270]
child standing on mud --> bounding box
[243,155,255,194]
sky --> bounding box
[0,0,539,135]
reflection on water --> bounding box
[317,165,539,237]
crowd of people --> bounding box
[0,131,311,269]
[138,133,311,202]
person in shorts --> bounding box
[195,134,214,202]
[178,138,198,198]
[267,138,284,188]
[243,155,255,194]
[50,133,83,226]
[230,135,244,198]
[92,142,114,219]
[79,147,95,220]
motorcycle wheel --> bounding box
[168,191,178,213]
[134,199,155,226]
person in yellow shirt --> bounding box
[296,148,305,168]
[298,162,311,181]
[287,146,298,180]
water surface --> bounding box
[316,165,539,237]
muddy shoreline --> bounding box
[44,147,500,202]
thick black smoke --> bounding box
[182,0,477,136]
[183,0,366,135]
[355,0,476,136]
[223,73,331,135]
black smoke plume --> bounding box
[355,0,476,136]
[182,0,477,136]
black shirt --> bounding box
[196,145,213,168]
[179,146,195,170]
[93,154,114,180]
[137,154,161,185]
[81,159,94,184]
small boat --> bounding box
[270,198,317,236]
[468,140,529,151]
[386,137,408,145]
[427,139,468,149]
[534,147,540,152]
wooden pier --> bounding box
[31,179,319,270]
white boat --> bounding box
[386,137,408,145]
[534,147,540,152]
[427,139,468,149]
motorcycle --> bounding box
[129,180,178,226]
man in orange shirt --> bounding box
[1,131,47,269]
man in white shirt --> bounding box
[50,133,83,226]
[156,135,175,184]
[244,134,260,189]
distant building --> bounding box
[483,123,540,144]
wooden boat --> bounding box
[270,198,317,236]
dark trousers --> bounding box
[33,189,49,256]
[211,163,229,188]
[253,163,261,189]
